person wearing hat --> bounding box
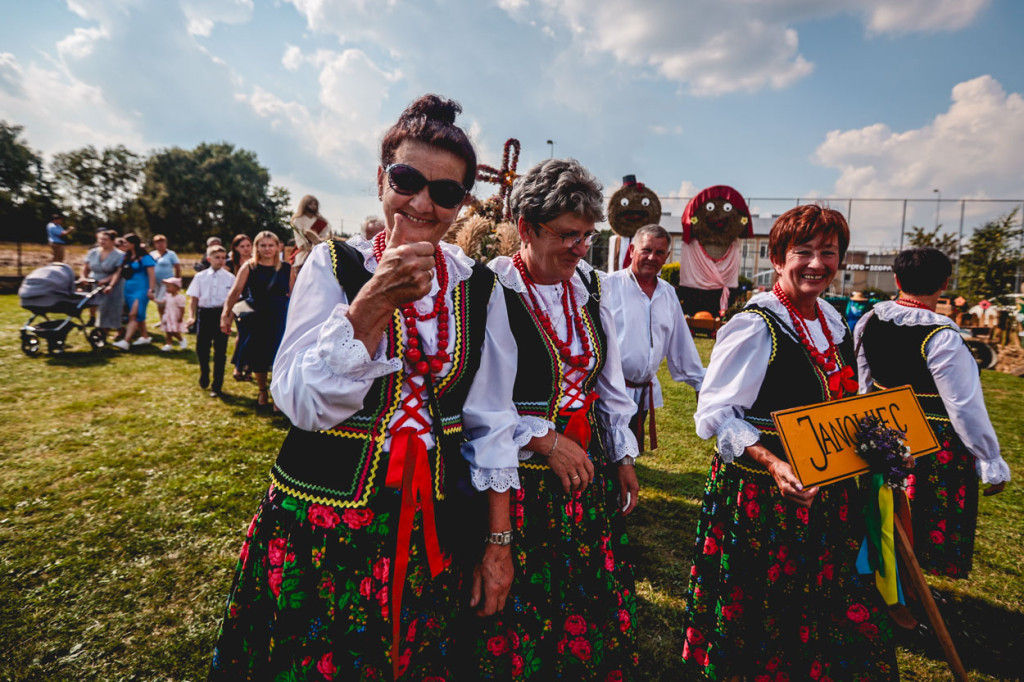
[845,290,872,330]
[855,247,1010,579]
[46,214,75,263]
[159,277,187,351]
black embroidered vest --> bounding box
[501,267,608,466]
[860,315,955,420]
[271,240,496,508]
[734,304,856,469]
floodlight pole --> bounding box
[898,199,908,251]
[546,140,555,158]
[955,200,965,290]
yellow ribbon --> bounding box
[874,485,899,606]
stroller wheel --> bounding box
[21,332,42,357]
[87,327,106,350]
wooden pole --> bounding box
[893,520,969,681]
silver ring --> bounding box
[571,474,580,480]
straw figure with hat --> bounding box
[607,174,663,271]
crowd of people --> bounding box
[195,94,1015,681]
[39,93,1013,680]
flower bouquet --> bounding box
[855,414,914,606]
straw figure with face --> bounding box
[607,174,662,271]
[678,185,752,317]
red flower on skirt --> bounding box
[605,671,624,682]
[487,635,509,656]
[307,504,341,529]
[617,609,631,633]
[745,500,760,519]
[796,507,809,524]
[317,652,336,680]
[565,614,588,636]
[858,621,879,639]
[846,603,870,623]
[930,530,945,545]
[703,536,720,555]
[341,508,374,529]
[511,653,524,676]
[568,638,592,661]
[686,626,705,644]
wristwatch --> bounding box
[618,456,636,467]
[485,530,513,546]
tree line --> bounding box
[906,212,1023,302]
[0,121,290,252]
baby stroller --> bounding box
[19,263,106,356]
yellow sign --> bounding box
[771,385,940,488]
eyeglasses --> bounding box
[536,221,598,248]
[384,163,468,210]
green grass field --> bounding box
[0,293,1021,680]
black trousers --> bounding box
[197,307,228,391]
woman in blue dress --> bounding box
[221,231,291,410]
[111,232,156,350]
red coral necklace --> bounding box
[372,232,450,376]
[896,297,933,311]
[772,283,857,399]
[512,252,592,368]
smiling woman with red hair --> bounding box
[681,204,898,680]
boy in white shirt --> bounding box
[186,245,235,397]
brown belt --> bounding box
[625,379,657,451]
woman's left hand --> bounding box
[615,463,640,515]
[470,544,513,617]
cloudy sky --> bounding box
[2,0,1023,249]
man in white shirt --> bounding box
[605,224,706,450]
[186,245,235,397]
[855,247,1009,578]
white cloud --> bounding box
[815,75,1024,199]
[814,75,1024,246]
[181,0,254,37]
[282,44,303,71]
[495,0,987,97]
[0,52,144,156]
[861,0,990,34]
[57,26,110,60]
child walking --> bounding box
[160,277,188,351]
[186,245,235,397]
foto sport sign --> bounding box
[770,385,940,488]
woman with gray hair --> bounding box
[465,158,641,679]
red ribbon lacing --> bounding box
[372,231,448,679]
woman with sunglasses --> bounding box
[463,158,641,680]
[210,95,520,681]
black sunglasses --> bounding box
[385,163,468,209]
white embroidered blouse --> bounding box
[488,256,640,464]
[854,301,1010,485]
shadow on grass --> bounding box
[900,591,1024,678]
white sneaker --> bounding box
[178,339,188,349]
[112,339,130,351]
[161,344,174,352]
[132,336,152,346]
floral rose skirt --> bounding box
[906,422,979,579]
[682,455,898,681]
[460,463,639,680]
[210,484,458,681]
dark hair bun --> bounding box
[402,94,461,126]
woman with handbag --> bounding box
[221,231,291,410]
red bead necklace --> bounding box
[896,297,933,311]
[772,282,839,373]
[372,232,450,376]
[512,252,592,368]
